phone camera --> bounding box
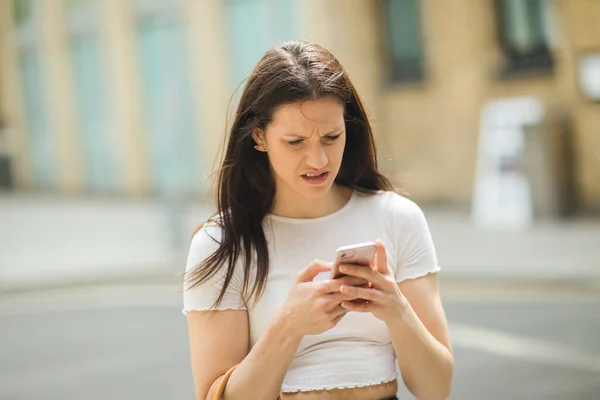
[341,253,346,258]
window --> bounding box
[135,4,202,197]
[19,48,56,189]
[224,0,299,86]
[496,0,554,75]
[13,0,57,189]
[382,0,425,83]
[67,0,120,193]
[12,0,33,24]
[66,0,90,8]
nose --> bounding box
[305,143,328,170]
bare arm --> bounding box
[335,241,454,399]
[388,274,453,400]
[187,310,247,399]
[187,309,302,400]
[187,261,357,400]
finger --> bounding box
[328,292,358,305]
[337,264,374,279]
[328,305,347,320]
[318,275,367,294]
[338,275,369,287]
[326,276,368,292]
[338,264,386,289]
[341,301,372,313]
[374,240,390,275]
[339,285,382,302]
[330,312,345,326]
[296,260,331,283]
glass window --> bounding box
[497,0,553,74]
[66,0,90,9]
[70,34,119,193]
[12,0,34,25]
[19,48,56,189]
[136,13,202,197]
[13,0,56,190]
[382,0,425,83]
[67,1,120,193]
[224,0,299,86]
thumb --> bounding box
[374,240,390,275]
[296,260,331,283]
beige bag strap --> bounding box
[208,364,281,399]
[208,365,237,400]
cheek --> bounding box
[268,147,300,176]
[331,140,346,165]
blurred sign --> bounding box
[578,52,600,102]
[472,97,545,229]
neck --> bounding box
[271,185,352,219]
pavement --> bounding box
[1,283,599,400]
[1,192,599,292]
[1,192,599,399]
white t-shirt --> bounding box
[183,190,441,393]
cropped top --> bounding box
[183,190,441,392]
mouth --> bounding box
[301,171,329,185]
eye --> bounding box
[323,134,341,143]
[286,139,304,146]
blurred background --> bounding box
[0,0,599,399]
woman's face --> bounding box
[257,96,346,200]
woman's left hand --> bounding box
[339,240,408,323]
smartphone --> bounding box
[330,242,376,279]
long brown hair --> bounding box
[184,41,393,309]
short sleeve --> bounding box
[390,196,441,282]
[182,223,247,314]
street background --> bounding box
[1,1,600,399]
[1,194,599,400]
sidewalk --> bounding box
[0,193,211,292]
[1,193,599,292]
[426,208,600,285]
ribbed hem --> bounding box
[281,377,397,393]
[181,307,246,315]
[397,265,441,282]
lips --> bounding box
[301,171,329,184]
[303,171,327,178]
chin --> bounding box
[296,181,335,199]
[301,187,331,198]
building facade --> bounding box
[0,0,599,211]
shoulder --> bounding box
[187,218,226,270]
[190,215,225,248]
[354,189,424,222]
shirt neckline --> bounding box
[266,190,357,224]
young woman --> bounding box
[183,41,453,400]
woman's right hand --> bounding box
[277,260,367,337]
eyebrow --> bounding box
[282,128,343,138]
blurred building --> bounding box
[0,0,598,211]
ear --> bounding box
[252,128,266,147]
